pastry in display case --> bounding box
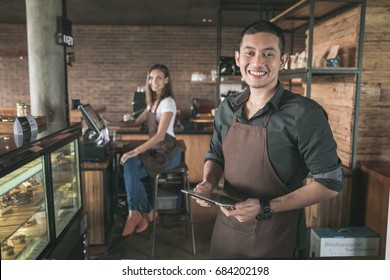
[51,140,82,237]
[0,157,50,260]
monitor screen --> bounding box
[78,104,105,133]
[132,91,146,118]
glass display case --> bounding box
[0,124,87,259]
[0,157,50,260]
[51,140,81,237]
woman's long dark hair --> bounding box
[145,64,174,107]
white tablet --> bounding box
[181,189,239,208]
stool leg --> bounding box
[150,167,196,258]
[151,174,159,258]
[184,172,196,255]
[113,154,122,217]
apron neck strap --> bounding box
[261,106,274,128]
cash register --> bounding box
[78,104,111,161]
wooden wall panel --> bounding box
[176,134,212,183]
[358,3,390,162]
[305,168,352,227]
[307,8,359,67]
[308,76,356,167]
[360,162,390,259]
[305,1,390,166]
[304,8,359,169]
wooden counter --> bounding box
[359,161,390,259]
[81,149,116,252]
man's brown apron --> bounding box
[210,110,300,259]
[138,109,178,178]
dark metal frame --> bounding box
[272,0,366,171]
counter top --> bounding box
[0,123,81,161]
[359,161,390,180]
[177,119,214,134]
[115,119,213,135]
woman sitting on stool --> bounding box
[119,64,181,236]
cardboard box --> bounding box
[310,227,380,257]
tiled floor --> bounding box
[91,200,218,260]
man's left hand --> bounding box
[220,198,260,222]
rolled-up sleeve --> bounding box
[295,103,343,192]
[312,166,344,192]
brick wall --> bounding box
[0,23,300,121]
[0,24,30,108]
[0,24,244,120]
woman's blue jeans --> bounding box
[122,147,181,212]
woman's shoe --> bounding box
[147,210,158,222]
[135,215,149,233]
[122,213,142,237]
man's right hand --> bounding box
[192,181,213,207]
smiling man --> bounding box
[194,20,343,259]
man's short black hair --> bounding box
[239,20,285,55]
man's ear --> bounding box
[235,50,240,67]
[280,53,289,70]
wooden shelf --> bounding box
[271,0,362,31]
[191,75,244,85]
[279,67,360,79]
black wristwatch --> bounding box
[256,197,272,220]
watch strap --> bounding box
[256,197,272,220]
